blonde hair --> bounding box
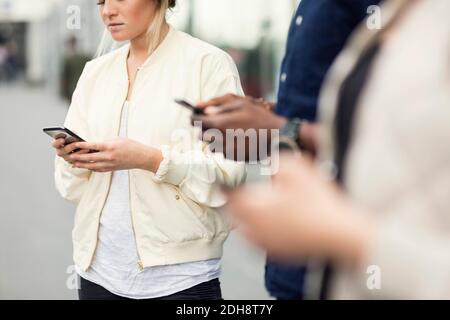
[95,0,175,57]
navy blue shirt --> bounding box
[267,0,382,299]
[275,0,381,121]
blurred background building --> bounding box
[0,0,299,299]
[0,0,298,98]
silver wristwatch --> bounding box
[277,118,303,151]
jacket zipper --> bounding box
[87,88,127,271]
[126,66,145,271]
[89,66,145,272]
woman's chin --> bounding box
[109,33,130,42]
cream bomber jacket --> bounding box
[55,27,247,272]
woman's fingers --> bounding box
[73,161,111,172]
[52,138,65,149]
[54,138,91,163]
[53,138,107,168]
[61,142,81,155]
[56,143,74,158]
[73,142,104,152]
[56,148,66,157]
[75,149,91,155]
[70,151,108,163]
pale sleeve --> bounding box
[350,87,450,299]
[153,50,247,208]
[54,62,92,203]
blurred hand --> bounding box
[52,138,90,164]
[225,155,373,266]
[67,138,162,173]
[193,94,287,161]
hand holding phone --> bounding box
[44,127,97,159]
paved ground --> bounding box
[0,83,272,300]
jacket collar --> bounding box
[113,25,176,85]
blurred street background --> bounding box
[0,0,299,299]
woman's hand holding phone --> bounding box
[52,138,91,165]
[67,138,163,173]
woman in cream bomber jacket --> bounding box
[54,25,246,273]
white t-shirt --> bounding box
[77,101,221,299]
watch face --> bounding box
[280,119,302,141]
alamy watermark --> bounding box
[366,265,382,290]
[367,5,382,30]
[66,5,81,30]
[66,264,80,290]
[166,121,284,177]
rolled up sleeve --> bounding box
[153,50,247,207]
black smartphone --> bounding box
[174,99,205,115]
[43,126,88,153]
[44,127,100,154]
[43,127,85,144]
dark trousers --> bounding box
[78,277,223,300]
